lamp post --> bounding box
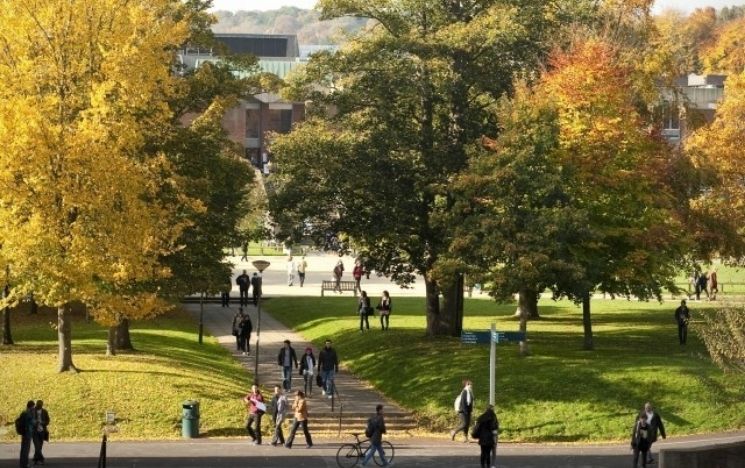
[252,260,270,384]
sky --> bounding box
[211,0,745,13]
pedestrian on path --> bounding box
[287,256,296,286]
[270,385,288,447]
[695,271,709,301]
[450,380,474,443]
[297,256,308,287]
[278,340,299,391]
[471,405,498,468]
[361,404,392,466]
[17,400,35,468]
[32,400,50,466]
[376,291,392,331]
[285,391,313,449]
[358,291,371,332]
[642,402,666,464]
[333,260,344,293]
[239,312,253,356]
[243,385,266,445]
[299,347,316,397]
[221,280,231,307]
[631,410,652,468]
[318,339,339,398]
[251,273,262,306]
[353,260,364,294]
[232,309,244,351]
[674,300,690,345]
[709,268,718,300]
[240,241,249,261]
[237,270,250,307]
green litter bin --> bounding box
[181,400,200,438]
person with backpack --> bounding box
[299,347,316,397]
[376,291,392,331]
[361,404,392,466]
[631,410,652,468]
[236,270,251,307]
[31,400,50,466]
[270,386,288,447]
[284,390,313,449]
[239,313,253,356]
[16,400,35,468]
[277,340,299,391]
[471,405,499,468]
[449,380,474,442]
[358,291,372,332]
[243,385,265,445]
[251,273,262,306]
[318,339,339,398]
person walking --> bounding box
[696,271,709,301]
[18,400,35,468]
[297,256,308,287]
[333,260,344,293]
[709,268,718,300]
[674,300,690,345]
[450,380,474,443]
[287,256,296,286]
[358,290,371,332]
[631,410,652,468]
[243,385,266,445]
[299,347,316,397]
[31,400,50,466]
[376,291,392,331]
[240,241,249,262]
[285,391,313,449]
[318,339,339,398]
[643,402,666,464]
[251,273,262,306]
[237,270,250,307]
[220,280,231,307]
[239,312,253,356]
[361,404,392,466]
[270,386,288,447]
[471,405,498,468]
[278,340,299,391]
[352,261,364,294]
[232,309,244,351]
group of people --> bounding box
[15,400,50,467]
[689,268,718,301]
[357,290,392,332]
[227,270,261,307]
[285,255,308,287]
[276,339,339,398]
[332,259,370,293]
[231,308,253,356]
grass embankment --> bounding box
[0,308,251,441]
[265,296,745,442]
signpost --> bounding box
[460,325,527,406]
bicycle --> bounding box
[336,432,394,468]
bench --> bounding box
[321,280,358,297]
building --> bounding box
[179,34,310,171]
[661,74,726,145]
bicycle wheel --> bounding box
[336,443,361,468]
[373,441,395,466]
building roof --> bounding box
[214,34,300,59]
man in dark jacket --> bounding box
[236,270,250,307]
[360,404,391,466]
[450,380,474,442]
[239,314,253,356]
[18,400,35,468]
[317,339,339,398]
[250,273,262,306]
[643,402,666,464]
[32,400,50,466]
[674,300,690,345]
[277,340,299,391]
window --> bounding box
[267,109,293,134]
[662,103,680,130]
[246,108,261,138]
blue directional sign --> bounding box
[460,330,492,345]
[494,331,526,343]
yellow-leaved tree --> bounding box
[0,0,192,371]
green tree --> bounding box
[270,0,580,336]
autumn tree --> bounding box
[696,304,745,372]
[270,0,587,336]
[702,17,745,74]
[0,0,193,371]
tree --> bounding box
[702,17,745,74]
[0,0,192,371]
[696,305,745,372]
[270,0,581,336]
[541,38,687,350]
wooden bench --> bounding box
[321,280,358,297]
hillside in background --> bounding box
[211,7,371,45]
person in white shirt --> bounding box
[287,256,296,286]
[297,256,308,287]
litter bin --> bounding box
[182,400,200,439]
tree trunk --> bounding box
[516,289,532,356]
[58,305,77,372]
[582,293,594,351]
[115,318,134,351]
[426,274,463,337]
[29,296,38,315]
[2,306,13,345]
[106,326,117,356]
[514,288,540,320]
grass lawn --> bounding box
[264,296,745,442]
[0,308,252,441]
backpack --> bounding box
[365,418,375,438]
[14,414,25,436]
[454,394,462,412]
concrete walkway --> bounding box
[183,301,416,429]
